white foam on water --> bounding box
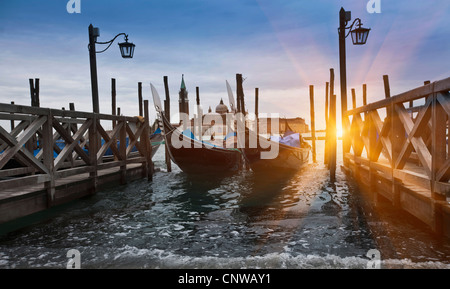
[109,246,450,269]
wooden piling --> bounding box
[29,78,40,108]
[255,87,259,138]
[138,82,143,117]
[28,79,39,151]
[144,99,154,181]
[383,75,391,99]
[309,85,316,163]
[329,93,337,183]
[112,78,117,129]
[163,76,172,172]
[236,74,245,115]
[351,88,356,109]
[324,82,329,165]
[10,101,14,131]
[362,84,367,106]
[328,69,336,182]
[196,86,201,140]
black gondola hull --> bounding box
[159,111,242,175]
[241,128,310,173]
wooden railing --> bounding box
[344,77,450,201]
[0,102,153,206]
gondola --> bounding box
[240,125,311,173]
[148,127,164,158]
[150,84,242,174]
[225,80,310,173]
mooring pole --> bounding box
[29,78,40,151]
[144,99,154,181]
[309,85,316,163]
[329,68,336,182]
[163,76,172,172]
[10,101,15,131]
[324,82,329,165]
[196,86,202,140]
[88,24,100,114]
[255,87,259,141]
[138,82,143,116]
[112,78,116,129]
[329,93,337,183]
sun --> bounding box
[336,127,343,138]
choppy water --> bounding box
[0,142,449,269]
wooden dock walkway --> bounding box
[0,102,154,224]
[341,76,450,237]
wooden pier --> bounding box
[0,101,154,224]
[341,76,450,237]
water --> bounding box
[0,141,449,269]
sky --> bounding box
[0,0,449,130]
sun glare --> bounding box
[336,127,343,138]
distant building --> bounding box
[184,95,309,138]
[190,98,230,138]
[257,117,309,135]
[178,74,189,116]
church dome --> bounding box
[215,99,229,114]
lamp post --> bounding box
[88,24,135,113]
[338,7,370,157]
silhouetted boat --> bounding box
[150,84,242,174]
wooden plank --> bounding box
[349,114,363,156]
[97,160,125,171]
[0,120,29,151]
[0,167,35,178]
[370,110,392,163]
[125,122,145,157]
[434,181,450,198]
[96,120,123,160]
[52,117,91,170]
[0,174,50,191]
[54,166,95,179]
[0,113,34,122]
[394,169,430,190]
[0,102,138,123]
[395,99,431,169]
[41,110,55,204]
[0,116,49,174]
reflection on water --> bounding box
[0,142,449,269]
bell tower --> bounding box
[179,74,189,117]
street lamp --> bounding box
[338,8,370,157]
[88,24,135,113]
